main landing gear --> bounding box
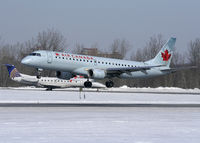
[84,80,92,88]
[84,80,114,88]
[105,80,114,88]
[46,87,53,91]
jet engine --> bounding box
[56,71,73,80]
[88,69,106,79]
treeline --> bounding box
[0,29,199,88]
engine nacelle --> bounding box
[56,71,73,80]
[88,69,106,79]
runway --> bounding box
[0,87,200,107]
[0,88,200,142]
[1,102,200,107]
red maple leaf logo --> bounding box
[161,50,171,61]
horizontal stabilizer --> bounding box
[161,66,197,73]
[21,78,39,83]
[107,65,163,74]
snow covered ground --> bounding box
[0,87,199,105]
[0,88,200,143]
[1,86,200,94]
[0,107,200,143]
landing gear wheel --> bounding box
[36,75,41,79]
[84,81,92,88]
[46,87,52,91]
[105,80,114,88]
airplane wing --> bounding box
[106,65,162,74]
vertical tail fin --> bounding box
[146,37,176,67]
[5,64,21,79]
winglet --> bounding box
[4,64,21,78]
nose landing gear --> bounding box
[36,68,43,79]
[105,80,114,88]
[84,80,92,88]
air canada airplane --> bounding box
[21,37,182,88]
[5,64,105,90]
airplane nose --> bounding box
[21,57,31,65]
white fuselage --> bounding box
[12,74,105,88]
[21,51,168,79]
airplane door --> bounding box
[47,51,53,63]
[94,60,97,66]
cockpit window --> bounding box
[29,53,41,56]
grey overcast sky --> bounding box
[0,0,200,52]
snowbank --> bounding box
[0,86,200,94]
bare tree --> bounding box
[187,39,200,88]
[27,29,68,52]
[73,43,84,54]
[111,39,120,54]
[188,38,200,67]
[110,39,130,59]
[131,34,164,62]
[120,39,130,58]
